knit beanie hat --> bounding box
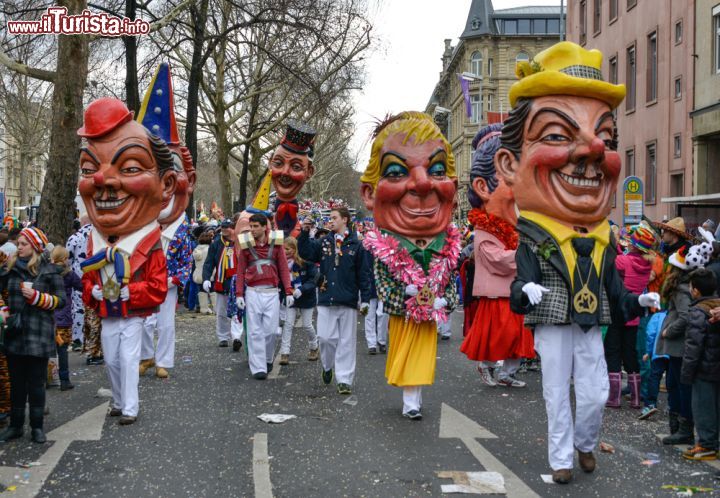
[629,226,655,253]
[19,227,49,253]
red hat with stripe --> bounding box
[20,227,49,253]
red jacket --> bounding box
[82,228,168,318]
[235,241,292,298]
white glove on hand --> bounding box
[236,297,245,310]
[202,280,212,293]
[376,301,384,316]
[167,277,175,288]
[120,286,130,302]
[359,302,370,315]
[433,297,448,310]
[405,284,418,297]
[293,289,302,299]
[638,292,661,309]
[91,285,103,301]
[699,227,715,245]
[522,282,550,306]
[286,295,295,308]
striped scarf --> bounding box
[215,237,235,288]
[80,247,131,285]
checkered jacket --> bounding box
[510,217,641,327]
[374,259,458,318]
[1,256,66,358]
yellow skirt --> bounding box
[385,315,438,387]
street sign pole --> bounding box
[622,176,643,227]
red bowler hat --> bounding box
[77,97,134,138]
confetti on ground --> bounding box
[257,414,297,424]
[600,442,615,453]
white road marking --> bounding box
[0,401,109,497]
[253,432,274,498]
[439,403,539,498]
[267,353,282,380]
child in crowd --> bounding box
[681,268,720,460]
[638,310,668,420]
[51,246,82,391]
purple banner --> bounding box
[457,74,472,118]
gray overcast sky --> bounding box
[350,0,565,167]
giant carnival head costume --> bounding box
[270,120,316,234]
[468,122,516,225]
[495,42,625,229]
[78,97,178,241]
[136,63,196,227]
[360,111,457,241]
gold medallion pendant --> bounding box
[415,283,435,306]
[573,283,598,314]
[103,279,121,302]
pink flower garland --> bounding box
[363,226,462,323]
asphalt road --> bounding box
[1,309,719,497]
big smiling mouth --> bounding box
[94,197,129,210]
[278,176,295,188]
[554,171,604,190]
[400,206,439,217]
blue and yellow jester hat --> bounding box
[136,62,180,145]
[509,41,626,110]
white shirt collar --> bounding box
[91,221,159,257]
[162,214,185,241]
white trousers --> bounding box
[280,307,317,355]
[215,293,231,342]
[402,386,423,414]
[534,324,609,470]
[141,286,177,368]
[198,292,212,313]
[317,306,357,385]
[231,315,243,341]
[102,317,144,417]
[246,287,280,375]
[364,298,389,347]
[437,314,453,338]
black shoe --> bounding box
[441,335,450,341]
[86,356,104,366]
[368,347,377,355]
[0,426,23,442]
[71,339,82,352]
[218,340,229,347]
[232,339,242,352]
[60,380,74,391]
[118,416,137,425]
[379,344,387,354]
[403,410,423,420]
[31,428,46,443]
[267,362,273,373]
[253,372,267,380]
[108,408,122,417]
[337,383,352,395]
[321,368,333,385]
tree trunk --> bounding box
[123,0,139,112]
[19,151,27,211]
[37,0,89,243]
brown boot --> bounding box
[139,358,155,376]
[308,349,319,361]
[577,450,596,473]
[156,367,169,379]
[279,355,290,366]
[552,469,572,484]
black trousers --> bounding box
[6,354,48,428]
[604,323,639,374]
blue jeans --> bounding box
[644,357,668,408]
[667,356,693,420]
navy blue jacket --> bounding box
[297,229,372,308]
[286,260,318,309]
[201,235,235,295]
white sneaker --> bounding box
[477,366,497,386]
[496,375,526,388]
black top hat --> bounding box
[220,219,233,228]
[280,119,316,156]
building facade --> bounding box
[426,0,564,222]
[0,124,46,217]
[566,0,696,224]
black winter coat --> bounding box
[201,235,234,295]
[297,229,372,308]
[681,296,720,384]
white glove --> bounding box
[699,227,715,244]
[285,295,295,308]
[376,301,384,316]
[91,285,103,301]
[120,286,130,302]
[405,284,418,296]
[293,289,302,299]
[359,302,369,315]
[167,277,175,288]
[522,282,550,306]
[236,297,245,310]
[203,280,211,293]
[433,297,448,310]
[638,292,661,309]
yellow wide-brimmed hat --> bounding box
[509,41,626,109]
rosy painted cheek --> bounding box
[374,181,408,203]
[603,152,621,179]
[530,145,571,171]
[433,179,457,201]
[121,174,162,199]
[288,170,308,182]
[78,178,96,196]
